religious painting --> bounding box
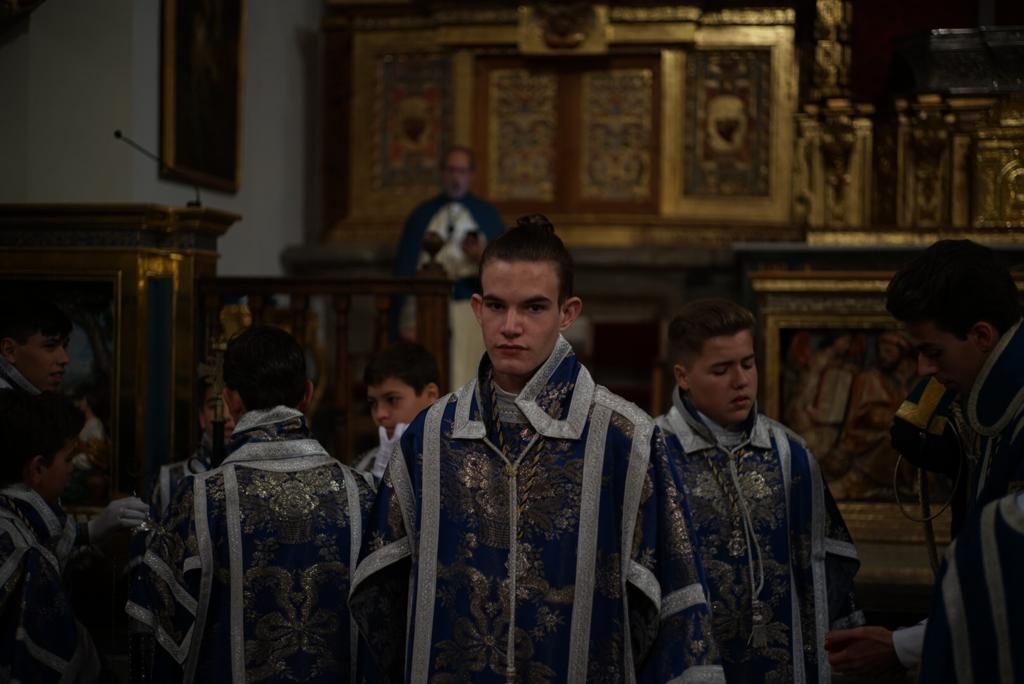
[486,68,558,202]
[683,48,772,197]
[161,0,245,193]
[752,271,953,554]
[0,277,119,509]
[580,68,655,203]
[376,54,452,189]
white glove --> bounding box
[373,423,408,482]
[87,496,149,542]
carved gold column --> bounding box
[810,0,852,101]
[896,96,956,228]
[793,99,872,228]
[973,95,1024,228]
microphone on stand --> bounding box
[113,129,203,208]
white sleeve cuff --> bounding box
[892,620,927,668]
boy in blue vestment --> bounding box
[656,299,862,683]
[127,325,376,683]
[355,340,440,485]
[351,214,723,683]
[0,391,101,682]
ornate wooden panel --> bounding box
[375,54,452,190]
[486,68,558,202]
[580,68,655,203]
[683,48,772,198]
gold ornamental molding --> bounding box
[700,9,796,26]
[608,7,701,23]
[807,228,1024,247]
[328,215,802,249]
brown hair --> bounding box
[479,213,574,302]
[668,299,755,360]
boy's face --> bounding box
[30,440,76,504]
[674,329,757,427]
[905,319,991,394]
[470,259,582,393]
[367,377,438,438]
[1,332,70,392]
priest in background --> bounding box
[393,146,504,388]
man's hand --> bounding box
[460,232,483,263]
[825,626,902,676]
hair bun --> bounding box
[514,213,555,234]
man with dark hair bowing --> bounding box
[127,326,375,683]
[351,215,722,682]
[828,239,1024,676]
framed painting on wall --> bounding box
[750,270,955,589]
[161,0,246,193]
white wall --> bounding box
[0,0,321,276]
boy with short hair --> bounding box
[829,239,1024,676]
[0,390,101,681]
[356,340,440,483]
[127,325,375,683]
[351,215,721,682]
[0,294,72,394]
[656,298,861,683]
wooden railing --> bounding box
[197,273,450,462]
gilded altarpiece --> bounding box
[326,7,799,246]
[683,49,772,197]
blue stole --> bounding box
[920,492,1024,682]
[127,406,376,683]
[0,486,96,682]
[350,336,723,683]
[658,391,862,683]
[964,319,1024,512]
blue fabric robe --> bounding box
[920,492,1024,683]
[350,336,723,683]
[126,406,376,683]
[657,390,862,683]
[0,485,99,682]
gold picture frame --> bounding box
[161,0,246,193]
[750,270,952,588]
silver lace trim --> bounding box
[981,500,1013,681]
[223,466,246,683]
[566,403,611,681]
[342,466,364,684]
[410,396,448,683]
[125,601,194,665]
[665,664,727,683]
[661,583,707,619]
[184,475,213,684]
[823,538,858,559]
[942,538,973,684]
[223,438,328,464]
[350,537,411,592]
[142,550,198,615]
[230,406,306,434]
[967,318,1024,436]
[0,357,41,395]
